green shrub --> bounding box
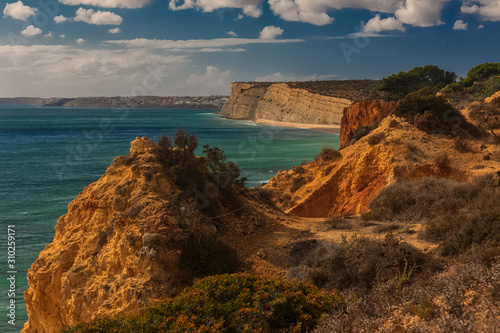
[63,274,343,333]
[378,65,456,100]
[393,87,467,135]
[178,229,240,279]
[351,122,379,144]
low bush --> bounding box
[63,274,344,333]
[350,122,379,144]
[314,260,500,333]
[394,87,466,136]
[367,132,385,146]
[369,176,493,221]
[178,229,240,279]
[290,176,307,193]
[314,147,342,162]
[421,183,500,257]
[288,235,435,296]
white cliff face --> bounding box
[221,83,353,125]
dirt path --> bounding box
[226,215,438,277]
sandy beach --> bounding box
[253,119,341,134]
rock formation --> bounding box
[22,137,271,333]
[221,82,352,125]
[340,99,396,147]
[266,115,500,217]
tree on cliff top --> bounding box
[378,65,457,100]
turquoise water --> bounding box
[0,107,339,332]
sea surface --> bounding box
[0,107,339,332]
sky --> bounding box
[0,0,499,97]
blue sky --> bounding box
[0,0,499,97]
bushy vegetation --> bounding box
[62,274,343,333]
[369,175,494,221]
[288,235,435,296]
[314,260,500,332]
[378,65,456,100]
[314,147,342,163]
[468,99,500,144]
[393,87,470,135]
[442,63,500,104]
[350,121,379,144]
[154,131,246,215]
[178,229,240,279]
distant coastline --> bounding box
[0,95,229,109]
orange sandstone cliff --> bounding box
[221,82,353,125]
[340,99,396,147]
[22,137,272,333]
[266,115,500,217]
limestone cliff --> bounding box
[22,137,271,333]
[221,82,353,125]
[266,115,500,217]
[340,99,396,147]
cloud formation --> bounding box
[169,0,263,18]
[453,19,468,30]
[3,1,37,20]
[187,66,229,87]
[54,15,68,23]
[109,27,122,33]
[362,15,405,33]
[106,37,302,49]
[0,44,189,97]
[461,1,500,22]
[74,8,123,25]
[58,0,151,9]
[21,25,42,37]
[259,26,284,39]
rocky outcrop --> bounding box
[266,116,500,217]
[340,99,396,147]
[221,82,353,125]
[22,137,270,333]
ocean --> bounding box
[0,107,339,332]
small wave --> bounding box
[19,211,29,215]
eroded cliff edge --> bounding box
[22,137,274,333]
[220,82,353,125]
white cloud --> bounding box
[259,26,284,39]
[478,24,484,29]
[74,8,123,25]
[255,72,338,82]
[54,15,69,23]
[58,0,151,9]
[109,27,121,34]
[461,1,500,22]
[105,37,302,49]
[362,14,405,33]
[226,31,238,37]
[0,44,190,97]
[267,0,448,28]
[187,66,230,87]
[453,19,468,30]
[76,38,86,43]
[44,31,53,38]
[169,0,263,18]
[60,34,66,38]
[3,1,37,20]
[21,25,42,37]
